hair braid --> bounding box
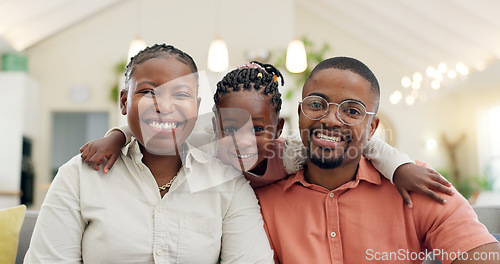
[124,44,198,90]
[214,61,284,113]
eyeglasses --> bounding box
[299,95,376,125]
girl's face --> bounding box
[120,57,200,155]
[214,90,283,172]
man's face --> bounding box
[120,57,199,155]
[298,68,379,169]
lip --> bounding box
[311,129,350,149]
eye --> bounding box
[253,126,265,133]
[341,104,363,117]
[306,99,326,110]
[140,90,155,97]
[222,126,237,135]
[173,92,192,99]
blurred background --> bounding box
[1,0,499,209]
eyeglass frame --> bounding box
[299,95,376,126]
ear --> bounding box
[120,90,128,115]
[275,117,285,139]
[367,116,380,140]
[212,115,219,138]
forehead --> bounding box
[217,90,277,123]
[303,68,375,105]
[132,57,198,86]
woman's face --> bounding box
[214,90,282,172]
[120,57,200,156]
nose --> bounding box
[320,103,344,127]
[234,130,257,149]
[153,95,175,114]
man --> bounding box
[255,57,500,264]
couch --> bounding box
[15,209,500,264]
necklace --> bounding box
[158,166,183,192]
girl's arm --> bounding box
[80,125,130,173]
[364,137,453,207]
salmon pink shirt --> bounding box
[255,158,497,264]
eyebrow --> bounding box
[307,92,367,108]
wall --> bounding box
[25,0,293,208]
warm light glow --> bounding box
[434,71,443,81]
[286,39,307,73]
[426,66,436,78]
[411,80,421,90]
[447,69,457,79]
[389,91,403,104]
[128,37,147,62]
[456,62,469,75]
[406,95,415,105]
[208,38,229,72]
[413,72,423,83]
[426,138,437,149]
[438,62,448,73]
[431,80,441,90]
[401,76,411,88]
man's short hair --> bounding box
[307,57,380,110]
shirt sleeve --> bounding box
[363,137,415,183]
[105,124,132,145]
[220,177,275,264]
[413,186,498,264]
[24,157,85,263]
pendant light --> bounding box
[208,37,229,72]
[128,36,147,61]
[286,38,307,73]
[207,0,228,72]
[286,0,307,73]
[128,0,147,62]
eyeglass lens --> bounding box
[301,96,367,124]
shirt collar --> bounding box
[283,157,382,192]
[123,138,240,193]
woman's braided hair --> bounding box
[213,61,284,113]
[124,44,198,90]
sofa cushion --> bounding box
[0,205,26,264]
[15,210,38,264]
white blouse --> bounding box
[25,140,274,264]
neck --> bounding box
[304,158,360,191]
[140,145,183,180]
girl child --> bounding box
[81,61,453,206]
[25,44,274,263]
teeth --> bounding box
[317,133,341,142]
[233,153,257,159]
[148,121,178,130]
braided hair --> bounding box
[213,61,284,113]
[124,44,198,90]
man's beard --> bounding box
[308,144,345,169]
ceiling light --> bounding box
[390,91,403,104]
[286,39,307,73]
[431,80,441,90]
[401,76,411,88]
[128,37,147,62]
[413,72,423,83]
[207,37,229,72]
